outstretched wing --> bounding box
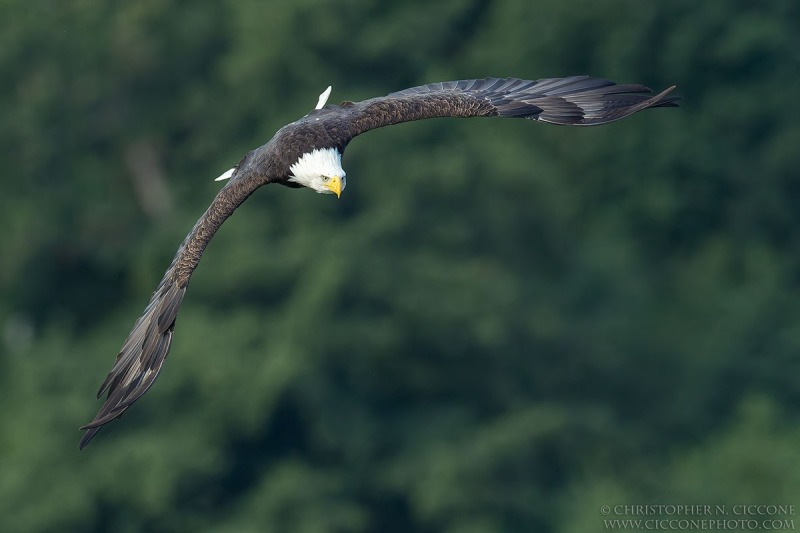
[328,76,678,144]
[79,157,267,449]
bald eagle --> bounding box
[79,76,678,449]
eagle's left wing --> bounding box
[329,76,678,145]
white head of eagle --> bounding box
[288,147,347,197]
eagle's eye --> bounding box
[321,175,330,182]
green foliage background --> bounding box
[1,1,798,531]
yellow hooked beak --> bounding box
[324,176,342,198]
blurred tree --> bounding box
[0,0,798,532]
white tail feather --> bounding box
[316,86,332,110]
[214,168,235,182]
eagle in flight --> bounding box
[80,75,679,449]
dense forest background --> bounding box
[1,1,799,531]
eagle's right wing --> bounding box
[79,155,269,449]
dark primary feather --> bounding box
[79,279,184,449]
[80,75,678,448]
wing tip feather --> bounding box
[80,276,186,449]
